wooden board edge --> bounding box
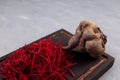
[91,53,115,80]
[83,53,115,80]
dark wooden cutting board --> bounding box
[0,29,115,80]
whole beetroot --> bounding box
[63,20,107,58]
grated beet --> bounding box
[0,39,76,80]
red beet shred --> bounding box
[0,39,76,80]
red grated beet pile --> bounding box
[0,39,76,80]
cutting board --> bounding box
[0,29,115,80]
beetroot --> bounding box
[0,39,76,80]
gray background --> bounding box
[0,0,120,80]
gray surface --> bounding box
[0,0,119,80]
